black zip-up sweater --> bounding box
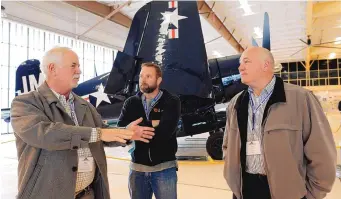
[117,89,181,166]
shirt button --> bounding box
[72,166,78,172]
[72,146,78,150]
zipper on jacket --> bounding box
[238,130,243,199]
[261,105,274,199]
[240,165,243,199]
[146,101,159,164]
[148,148,153,162]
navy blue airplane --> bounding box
[1,1,271,160]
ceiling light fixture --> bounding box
[253,27,263,38]
[329,52,336,59]
[238,0,254,16]
[213,50,223,58]
[335,37,341,45]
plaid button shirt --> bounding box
[51,90,100,194]
[246,76,276,175]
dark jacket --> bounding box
[117,89,181,166]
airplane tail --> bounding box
[121,1,212,98]
[251,12,270,50]
[262,12,270,50]
[15,59,44,96]
[1,59,43,123]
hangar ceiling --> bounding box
[71,0,341,63]
[2,0,341,64]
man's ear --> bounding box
[47,63,56,76]
[157,77,162,86]
[263,60,270,71]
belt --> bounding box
[75,184,92,199]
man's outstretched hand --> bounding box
[127,117,155,143]
[100,118,154,143]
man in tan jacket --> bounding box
[223,47,336,199]
[11,47,155,199]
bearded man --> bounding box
[117,62,181,199]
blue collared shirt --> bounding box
[246,76,276,175]
[141,90,163,120]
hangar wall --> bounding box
[0,18,118,134]
[276,59,341,87]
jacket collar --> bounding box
[234,76,286,110]
[136,88,170,100]
[37,82,88,125]
[267,76,286,104]
[37,81,87,106]
[37,82,59,105]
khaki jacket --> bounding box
[11,82,111,199]
[223,77,336,199]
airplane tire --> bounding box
[206,131,224,160]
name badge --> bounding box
[246,141,261,156]
[78,156,94,172]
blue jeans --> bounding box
[128,167,177,199]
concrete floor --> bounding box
[1,111,341,198]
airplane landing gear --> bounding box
[206,129,224,160]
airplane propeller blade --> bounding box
[290,46,308,57]
[317,40,340,45]
[262,12,270,51]
[299,39,308,45]
[313,46,341,50]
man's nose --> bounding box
[76,66,82,74]
[238,64,243,71]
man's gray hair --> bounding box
[40,46,71,77]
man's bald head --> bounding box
[241,47,275,70]
[238,47,275,88]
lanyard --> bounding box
[249,91,273,130]
[68,100,79,126]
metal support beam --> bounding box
[305,1,313,69]
[64,1,132,28]
[77,1,131,39]
[197,1,244,53]
[305,0,313,86]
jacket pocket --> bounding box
[20,165,43,199]
[263,124,307,197]
[264,123,301,132]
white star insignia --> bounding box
[90,84,111,107]
[161,8,187,28]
